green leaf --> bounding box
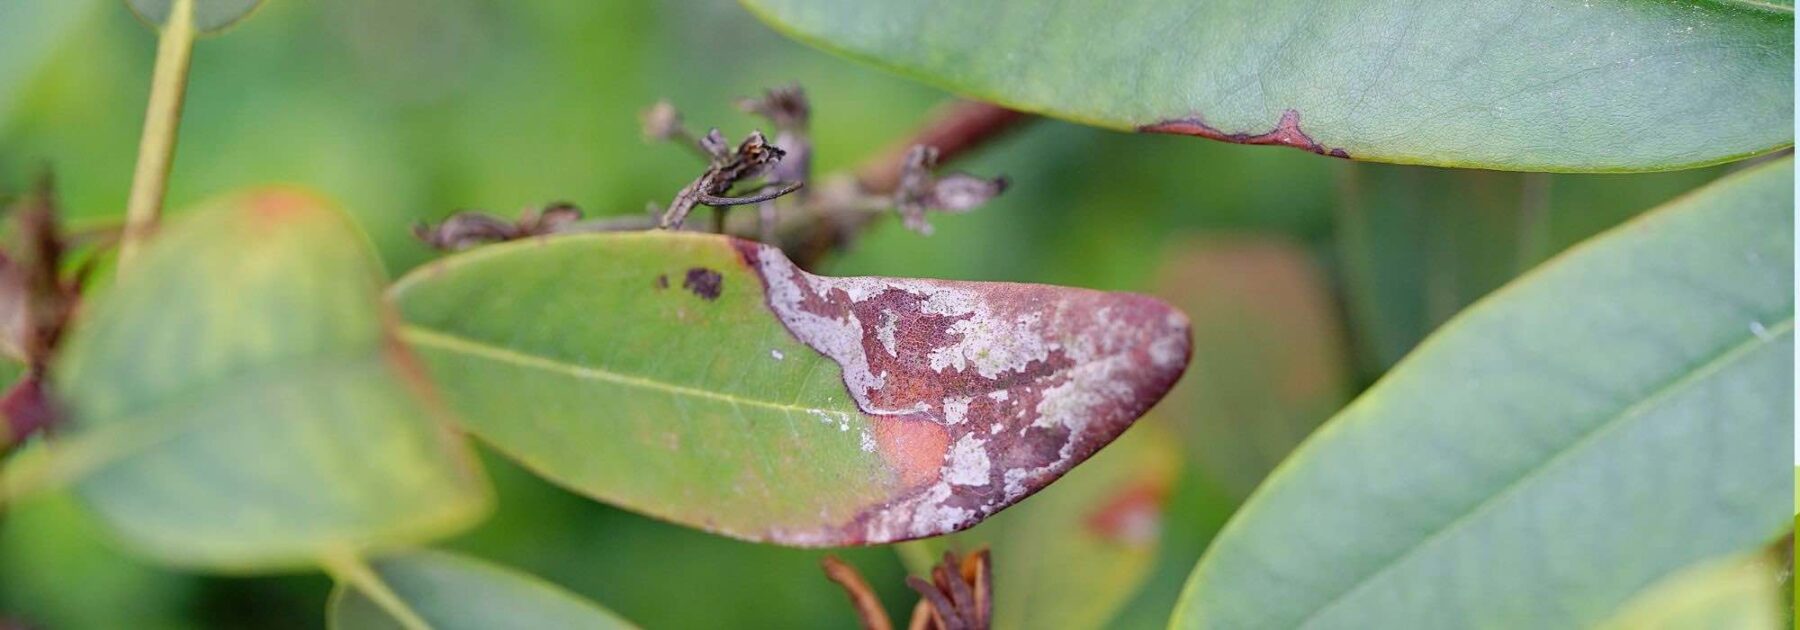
[739,0,1793,171]
[45,189,490,570]
[1337,165,1729,373]
[126,0,265,34]
[1173,158,1794,628]
[327,550,636,630]
[389,232,1191,546]
[1593,554,1784,630]
[897,423,1181,630]
[1150,236,1350,500]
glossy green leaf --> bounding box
[390,232,1190,546]
[1337,164,1729,373]
[328,550,636,630]
[1593,554,1783,630]
[127,0,265,33]
[45,189,489,570]
[1174,158,1794,628]
[740,0,1793,171]
[897,423,1180,630]
[1150,236,1350,500]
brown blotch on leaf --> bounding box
[1141,108,1350,158]
[682,267,723,301]
[654,274,669,290]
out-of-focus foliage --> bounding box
[0,0,1761,627]
[48,190,491,570]
[328,550,636,630]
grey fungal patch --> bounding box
[731,238,1191,544]
[683,267,723,300]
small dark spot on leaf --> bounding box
[683,267,722,300]
[655,274,669,290]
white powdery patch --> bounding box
[858,482,975,542]
[859,429,876,453]
[926,312,1057,378]
[942,396,972,425]
[877,310,900,356]
[944,435,991,487]
[750,248,920,415]
[771,349,785,361]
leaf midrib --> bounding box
[1295,315,1794,628]
[398,325,844,417]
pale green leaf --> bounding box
[1174,158,1794,628]
[740,0,1793,171]
[45,189,490,570]
[328,550,636,630]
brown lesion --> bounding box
[682,267,723,301]
[1142,108,1350,158]
[731,238,1193,544]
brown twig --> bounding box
[782,100,1028,267]
[857,101,1029,194]
[822,555,895,630]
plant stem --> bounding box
[320,549,433,630]
[118,0,198,268]
[783,100,1030,268]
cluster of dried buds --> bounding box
[823,549,993,630]
[0,178,90,451]
[413,84,1012,256]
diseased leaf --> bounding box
[390,232,1191,546]
[1151,236,1350,500]
[740,0,1793,171]
[328,550,636,630]
[1593,554,1784,630]
[1174,158,1794,628]
[44,189,490,570]
[126,0,265,33]
[897,423,1180,630]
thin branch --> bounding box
[781,101,1029,268]
[857,101,1028,194]
[118,0,198,268]
[698,181,804,207]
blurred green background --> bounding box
[0,0,1741,628]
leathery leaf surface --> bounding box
[391,232,1191,546]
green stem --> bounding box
[320,549,433,630]
[118,0,197,268]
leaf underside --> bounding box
[1174,158,1795,628]
[740,0,1793,171]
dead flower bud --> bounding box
[822,549,992,630]
[895,145,1008,235]
[659,130,803,230]
[926,173,1009,213]
[414,203,588,251]
[699,128,732,163]
[738,84,810,132]
[640,100,684,142]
